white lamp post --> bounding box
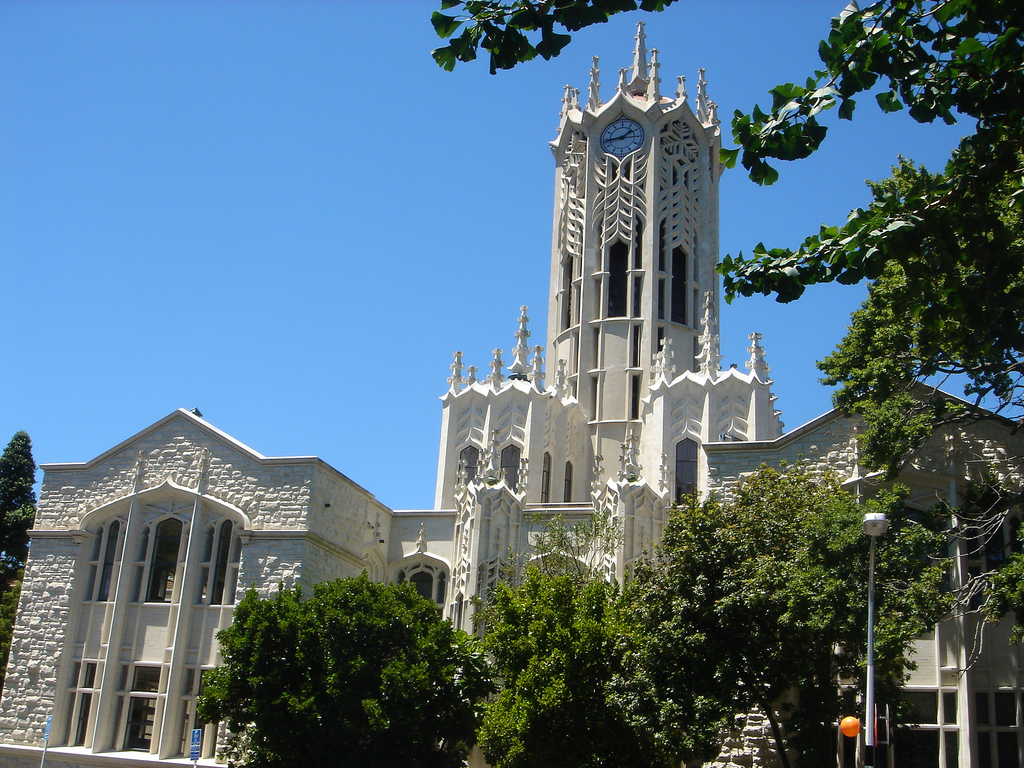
[863,511,888,768]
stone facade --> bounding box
[1,22,1022,768]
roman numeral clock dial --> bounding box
[600,117,644,158]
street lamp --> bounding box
[863,511,888,768]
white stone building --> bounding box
[1,24,1022,768]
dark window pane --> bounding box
[945,730,958,768]
[943,691,957,724]
[995,692,1017,727]
[460,446,479,482]
[979,730,993,768]
[125,697,157,751]
[675,439,697,500]
[132,667,160,693]
[501,445,521,490]
[607,241,628,317]
[997,731,1020,768]
[978,692,992,725]
[410,571,433,602]
[905,691,938,724]
[211,520,233,604]
[894,729,939,768]
[147,518,182,602]
[563,462,573,503]
[670,246,687,324]
[74,693,92,746]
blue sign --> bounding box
[43,715,52,742]
[190,728,202,761]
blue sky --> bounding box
[1,1,967,509]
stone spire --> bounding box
[448,351,465,392]
[487,348,505,389]
[652,337,676,383]
[530,345,545,392]
[746,332,771,382]
[591,453,605,495]
[676,74,687,103]
[696,67,710,125]
[561,84,574,117]
[509,306,531,379]
[697,291,721,377]
[630,21,648,86]
[588,56,601,111]
[646,48,661,102]
[466,365,478,385]
[618,67,628,94]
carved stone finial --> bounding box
[486,429,502,476]
[697,291,721,378]
[554,358,568,398]
[466,365,478,385]
[617,430,642,481]
[618,67,628,93]
[487,348,505,388]
[561,83,574,117]
[696,67,710,125]
[708,99,720,127]
[659,453,671,492]
[530,345,545,392]
[661,337,675,381]
[746,331,771,382]
[509,306,531,378]
[133,450,146,492]
[630,21,648,86]
[196,447,211,491]
[591,454,604,493]
[416,522,427,553]
[676,74,687,102]
[588,56,601,111]
[646,48,661,102]
[448,351,465,392]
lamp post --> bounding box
[863,511,888,768]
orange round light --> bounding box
[840,716,861,738]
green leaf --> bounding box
[430,11,462,39]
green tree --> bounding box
[0,431,36,576]
[623,466,949,767]
[197,575,492,768]
[477,569,675,768]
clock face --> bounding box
[600,117,644,158]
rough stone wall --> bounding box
[0,535,78,745]
[35,416,316,533]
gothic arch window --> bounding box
[460,445,480,481]
[501,444,521,490]
[607,240,629,318]
[87,519,122,602]
[395,561,448,610]
[542,452,552,503]
[675,438,698,501]
[147,518,183,603]
[564,461,573,503]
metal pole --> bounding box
[865,533,877,768]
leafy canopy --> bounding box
[623,466,949,766]
[478,570,672,768]
[198,575,492,768]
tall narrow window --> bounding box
[460,445,479,481]
[675,439,698,501]
[97,520,121,601]
[633,218,644,269]
[211,520,233,605]
[631,325,641,368]
[501,445,521,491]
[147,518,182,603]
[632,275,642,317]
[561,257,573,331]
[658,220,667,272]
[607,241,629,317]
[124,666,161,751]
[658,278,665,320]
[563,462,573,503]
[630,374,641,420]
[541,453,552,503]
[670,246,687,325]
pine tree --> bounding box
[0,432,36,577]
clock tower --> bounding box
[546,22,726,470]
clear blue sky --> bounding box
[1,1,967,510]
